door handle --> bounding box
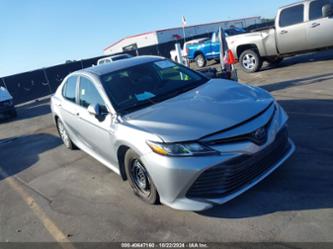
[280,30,288,35]
[76,112,80,116]
[311,22,320,28]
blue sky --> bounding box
[0,0,295,77]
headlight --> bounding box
[146,141,217,157]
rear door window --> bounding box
[309,0,332,20]
[62,76,77,103]
[279,4,304,27]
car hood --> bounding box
[124,79,273,142]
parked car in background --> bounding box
[170,38,209,62]
[51,56,295,211]
[97,53,132,65]
[187,28,247,68]
[0,87,16,119]
[227,0,333,73]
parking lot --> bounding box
[1,49,333,243]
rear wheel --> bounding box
[239,49,262,73]
[57,119,76,150]
[125,149,159,204]
[195,53,207,68]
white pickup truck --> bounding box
[227,0,333,73]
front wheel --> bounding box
[195,54,207,68]
[125,149,159,205]
[239,49,262,73]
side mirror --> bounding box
[322,3,333,18]
[87,104,100,116]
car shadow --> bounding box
[0,133,61,181]
[260,72,333,92]
[197,98,333,218]
[261,48,333,72]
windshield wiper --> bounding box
[152,83,200,103]
[118,98,156,114]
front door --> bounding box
[75,76,117,166]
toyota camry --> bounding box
[51,56,295,211]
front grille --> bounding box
[187,127,290,199]
[205,106,276,146]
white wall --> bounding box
[104,17,261,55]
[104,32,158,55]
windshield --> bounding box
[100,59,208,114]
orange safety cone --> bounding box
[227,49,237,65]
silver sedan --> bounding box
[51,56,295,211]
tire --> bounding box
[57,119,76,150]
[239,49,263,73]
[195,53,207,68]
[125,149,159,205]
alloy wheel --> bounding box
[242,54,257,70]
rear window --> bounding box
[279,4,304,27]
[62,76,77,102]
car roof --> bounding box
[82,55,163,76]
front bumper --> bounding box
[140,102,295,211]
[141,135,295,211]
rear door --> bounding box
[276,4,309,54]
[59,75,81,140]
[307,0,333,48]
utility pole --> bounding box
[182,16,187,45]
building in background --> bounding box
[104,17,261,57]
